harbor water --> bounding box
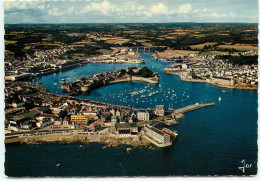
[5,51,258,176]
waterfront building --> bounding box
[137,110,150,121]
[36,119,51,128]
[114,123,138,135]
[142,126,171,146]
[70,115,89,125]
[5,73,31,81]
[155,105,165,117]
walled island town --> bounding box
[60,67,159,95]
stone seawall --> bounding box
[5,133,151,148]
[109,76,159,85]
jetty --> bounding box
[172,103,215,115]
[150,102,215,126]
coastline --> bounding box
[165,71,258,91]
[5,133,152,149]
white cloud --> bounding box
[178,4,192,14]
[150,3,169,15]
[80,0,118,16]
[48,6,74,17]
[3,0,257,23]
[4,0,47,10]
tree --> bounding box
[119,69,126,77]
[138,66,153,78]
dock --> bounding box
[172,103,215,115]
[149,102,215,126]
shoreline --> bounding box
[165,71,258,91]
[5,133,152,148]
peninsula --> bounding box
[60,67,159,95]
[5,81,215,148]
[164,60,258,90]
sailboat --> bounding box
[218,96,221,101]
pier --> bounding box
[150,103,215,126]
[172,103,215,115]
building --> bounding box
[111,115,118,123]
[142,127,171,146]
[155,105,165,117]
[114,123,138,135]
[20,121,32,130]
[5,73,31,81]
[12,102,25,108]
[137,110,150,121]
[116,110,121,117]
[70,115,89,125]
[36,120,51,128]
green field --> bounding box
[190,42,218,49]
[217,45,258,51]
[201,51,229,55]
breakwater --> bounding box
[172,103,215,115]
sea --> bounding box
[5,51,258,176]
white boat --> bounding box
[218,97,221,101]
[56,164,61,167]
[53,82,57,85]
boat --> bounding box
[56,164,61,167]
[53,82,57,85]
[218,96,221,101]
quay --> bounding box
[172,103,215,115]
[150,103,215,126]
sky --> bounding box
[2,0,259,24]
